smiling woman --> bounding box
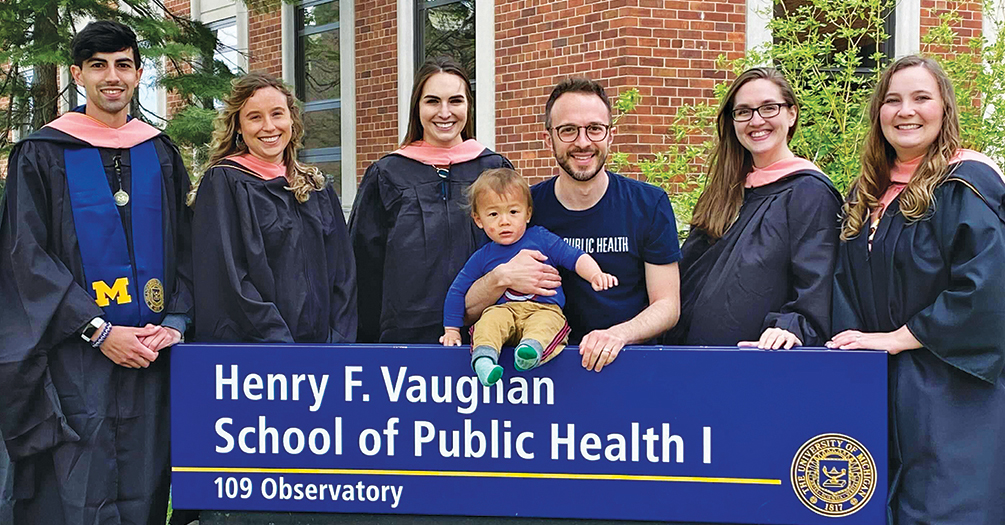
[347,56,512,344]
[237,87,292,164]
[187,72,357,344]
[662,67,842,349]
[830,55,1005,524]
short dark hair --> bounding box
[402,56,475,147]
[71,20,141,67]
[544,77,612,129]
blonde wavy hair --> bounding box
[691,67,799,240]
[841,55,961,240]
[188,72,325,206]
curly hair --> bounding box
[188,72,325,206]
[841,55,961,240]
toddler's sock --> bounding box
[473,356,503,386]
[514,339,543,371]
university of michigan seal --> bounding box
[144,278,165,313]
[791,433,876,517]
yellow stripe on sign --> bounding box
[172,467,781,485]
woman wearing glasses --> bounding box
[349,56,512,343]
[662,67,841,348]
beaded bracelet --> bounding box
[91,321,112,349]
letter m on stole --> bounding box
[93,277,132,306]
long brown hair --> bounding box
[691,67,799,239]
[401,56,475,147]
[188,72,325,206]
[841,55,961,240]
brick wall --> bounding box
[355,0,401,180]
[164,0,191,117]
[494,0,744,186]
[249,9,284,76]
[920,0,984,55]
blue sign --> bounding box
[171,344,887,524]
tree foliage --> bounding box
[610,0,1005,236]
[0,0,240,167]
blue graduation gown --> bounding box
[832,160,1005,525]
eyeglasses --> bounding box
[433,165,451,200]
[731,103,792,122]
[548,123,611,143]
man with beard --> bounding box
[464,78,681,372]
[0,20,191,525]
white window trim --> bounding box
[282,3,296,83]
[746,0,772,53]
[397,0,414,144]
[475,0,495,149]
[59,67,73,114]
[987,0,1004,47]
[237,3,250,71]
[986,0,1005,131]
[399,0,495,147]
[340,0,357,211]
[895,0,921,57]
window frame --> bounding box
[295,0,343,174]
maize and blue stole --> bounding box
[64,141,165,326]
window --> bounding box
[208,18,242,109]
[210,18,242,75]
[773,0,895,71]
[296,0,342,195]
[415,0,476,85]
[137,57,163,123]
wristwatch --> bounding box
[81,317,105,342]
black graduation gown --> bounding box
[348,149,512,343]
[191,160,357,343]
[0,128,192,525]
[0,436,12,525]
[832,160,1005,525]
[664,170,841,346]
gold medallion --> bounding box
[114,190,130,207]
[144,278,165,313]
[791,433,876,517]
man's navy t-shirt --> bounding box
[530,172,681,342]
